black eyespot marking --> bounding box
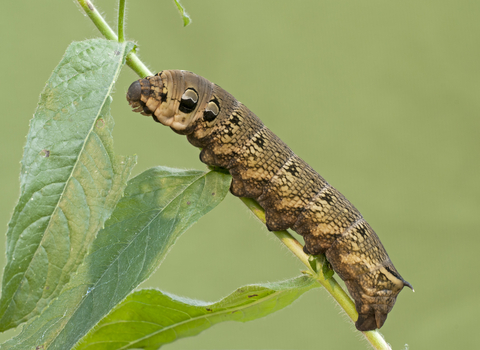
[179,88,198,113]
[204,99,220,122]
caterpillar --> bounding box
[126,70,412,331]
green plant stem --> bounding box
[126,54,152,78]
[77,2,392,349]
[239,198,391,350]
[118,0,126,42]
[78,0,117,40]
[77,0,151,78]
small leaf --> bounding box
[317,254,335,280]
[174,0,191,27]
[2,167,231,349]
[306,254,335,280]
[308,255,317,272]
[0,39,136,332]
[322,262,335,280]
[75,276,318,350]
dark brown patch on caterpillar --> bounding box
[126,70,412,331]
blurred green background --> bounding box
[1,0,479,348]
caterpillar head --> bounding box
[127,70,221,136]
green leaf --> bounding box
[2,167,231,349]
[322,260,335,280]
[307,254,335,280]
[316,254,335,280]
[308,255,317,272]
[0,39,136,332]
[75,276,318,350]
[174,0,191,26]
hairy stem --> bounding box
[118,0,126,42]
[239,197,391,350]
[78,0,117,40]
[77,2,392,349]
[126,53,152,78]
[77,0,151,78]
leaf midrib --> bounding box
[56,170,211,349]
[2,42,130,322]
[110,287,297,350]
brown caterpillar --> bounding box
[126,70,412,331]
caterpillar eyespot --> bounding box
[204,100,220,122]
[179,88,198,113]
[126,70,412,331]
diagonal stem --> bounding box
[77,0,151,77]
[76,1,392,349]
[239,197,391,350]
